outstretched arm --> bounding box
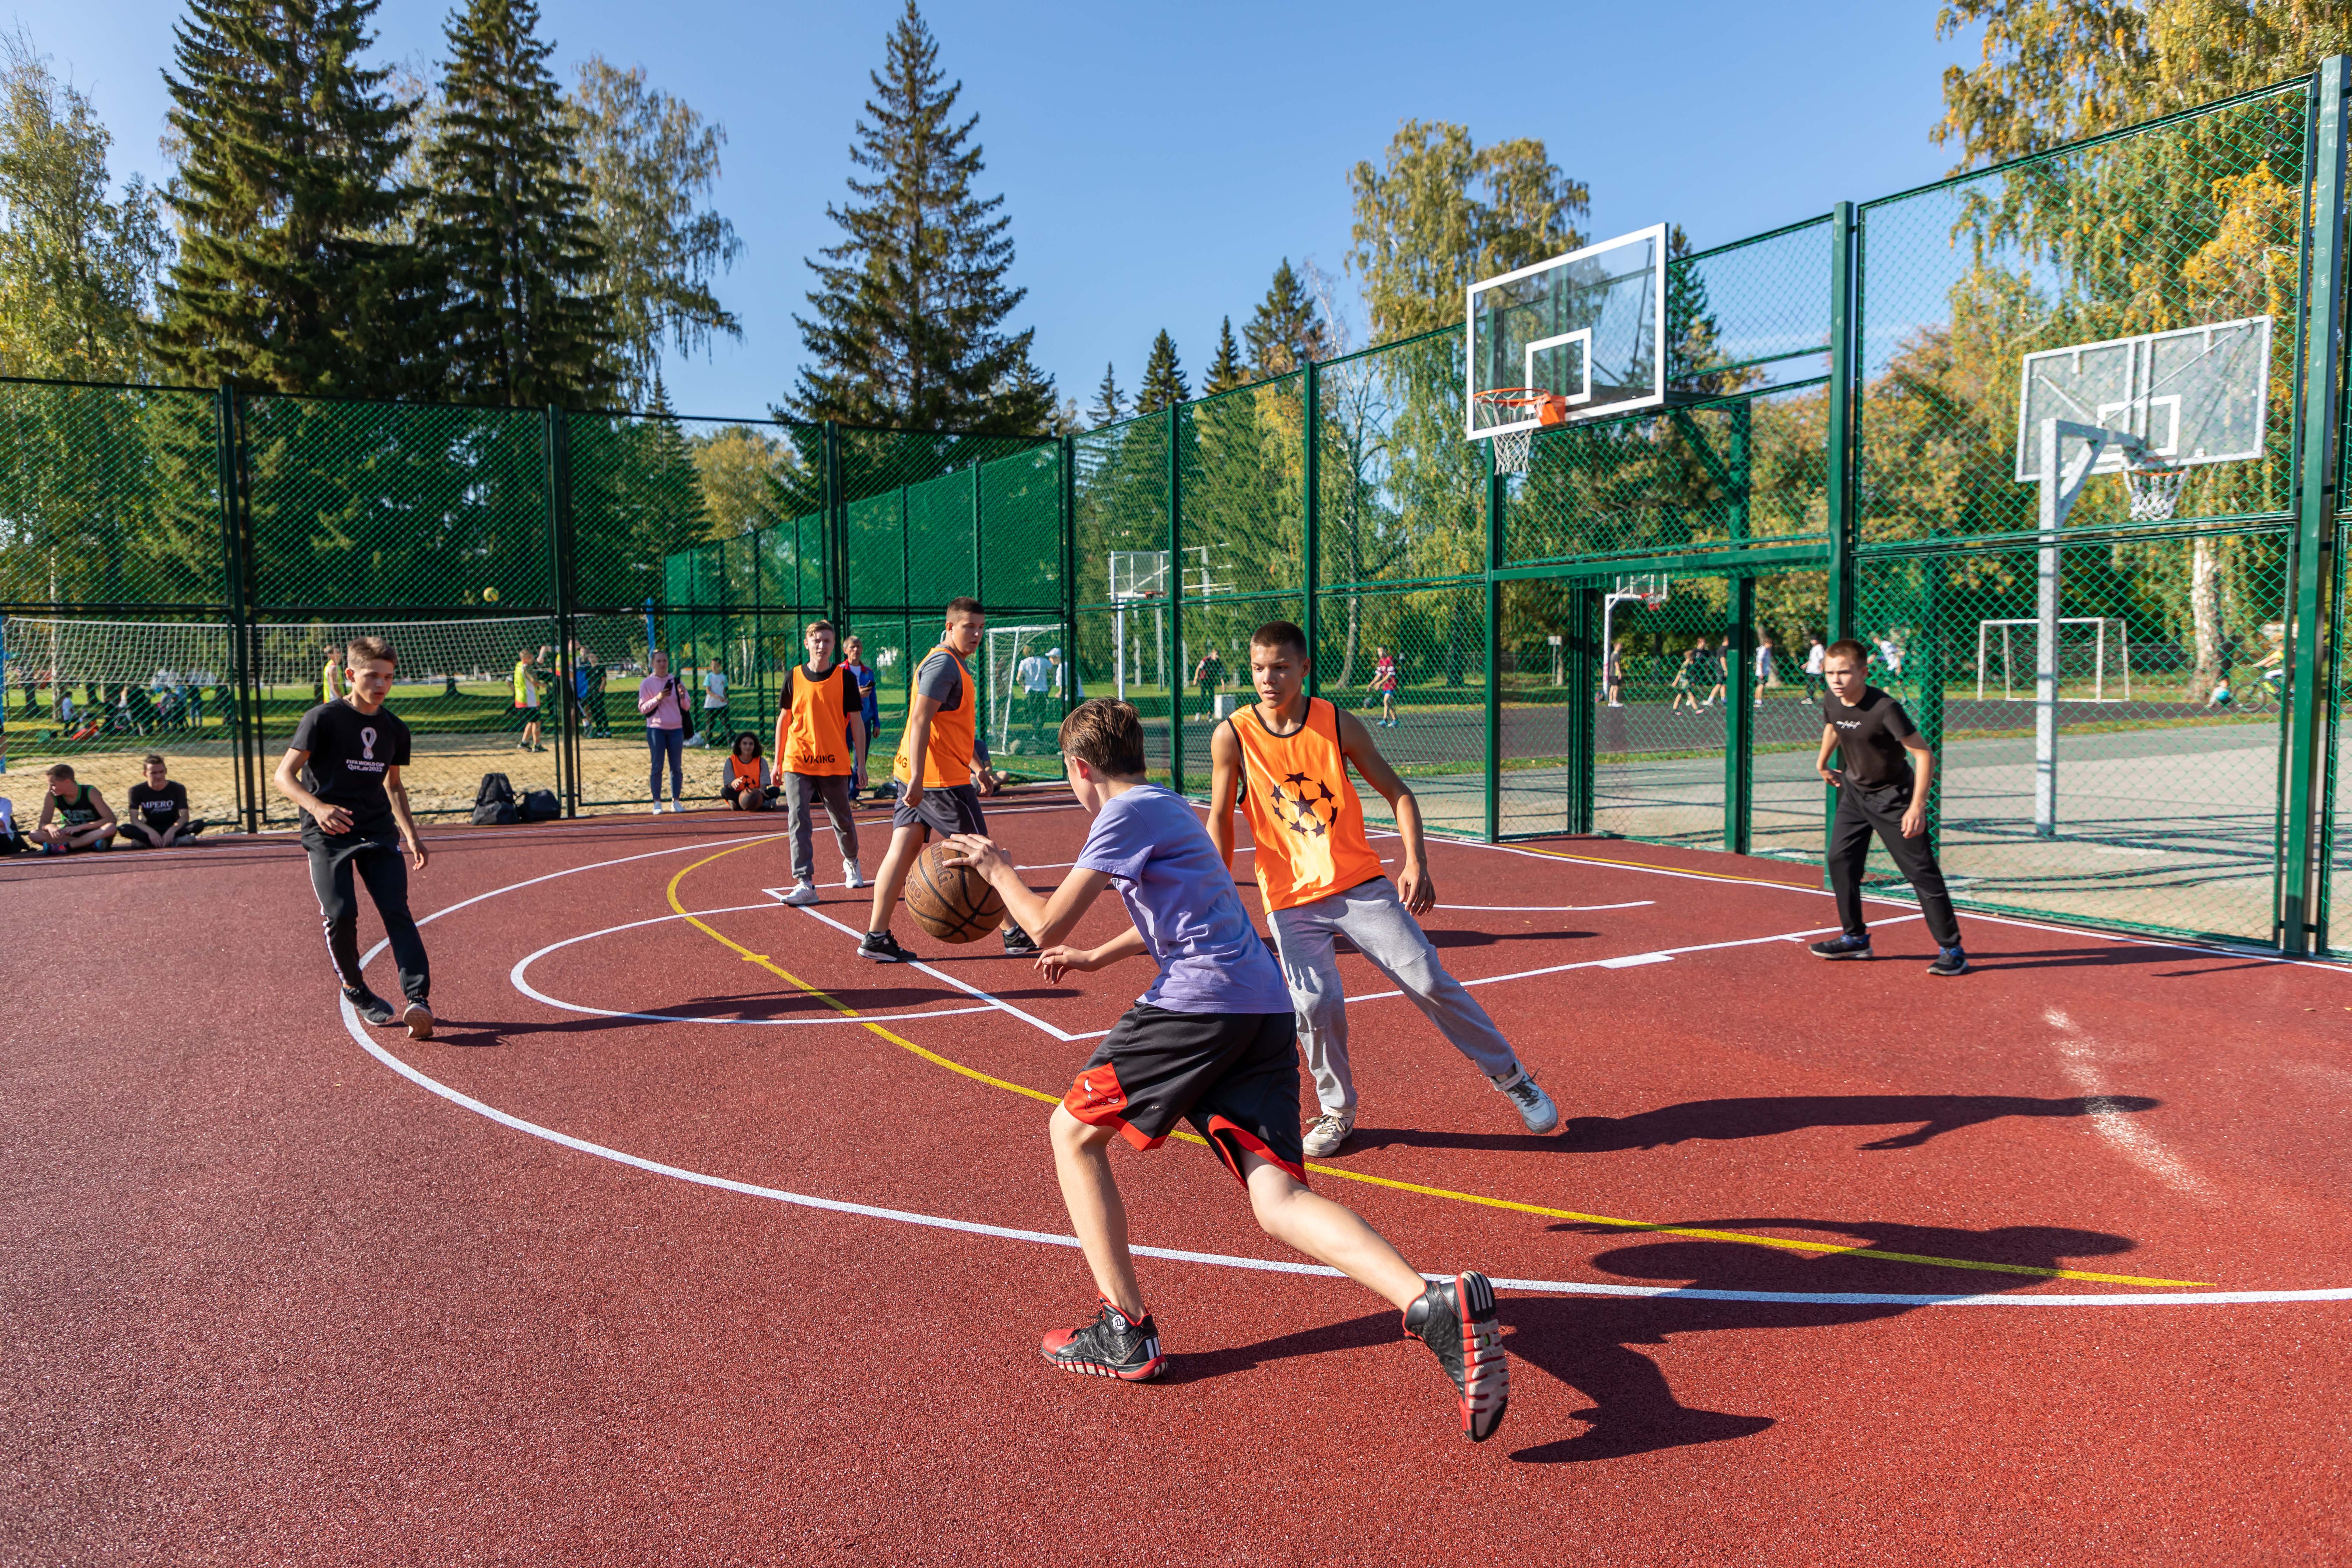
[942,841,1112,951]
[1336,706,1433,912]
[1206,719,1243,869]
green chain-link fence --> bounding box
[7,69,2349,958]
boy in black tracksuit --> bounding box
[1811,638,1968,976]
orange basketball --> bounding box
[904,840,1007,944]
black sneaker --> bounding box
[1040,1298,1164,1381]
[1809,933,1873,960]
[1404,1271,1509,1442]
[1928,946,1970,977]
[1001,924,1039,956]
[342,985,397,1027]
[856,930,915,963]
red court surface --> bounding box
[7,792,2350,1564]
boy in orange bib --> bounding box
[1207,621,1557,1156]
[772,619,866,906]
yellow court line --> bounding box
[661,841,2207,1291]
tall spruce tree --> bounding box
[1088,361,1125,425]
[1203,316,1245,393]
[1243,259,1328,377]
[156,0,429,396]
[423,0,614,409]
[790,1,1048,433]
[1136,329,1187,412]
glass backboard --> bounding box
[2014,316,2272,481]
[1466,223,1668,441]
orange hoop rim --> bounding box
[1473,386,1560,408]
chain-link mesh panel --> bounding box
[979,445,1063,611]
[836,427,1046,507]
[1497,579,1582,836]
[1856,528,2288,940]
[1747,569,1833,862]
[243,395,551,612]
[758,510,830,614]
[1506,384,1831,565]
[1317,331,1480,591]
[244,613,561,823]
[847,492,906,613]
[1074,604,1172,785]
[1669,216,1835,395]
[2331,519,2348,953]
[1180,374,1305,598]
[981,615,1071,771]
[1172,593,1300,796]
[0,381,222,610]
[846,612,915,768]
[905,468,976,612]
[571,608,660,806]
[1588,576,1737,844]
[1,614,239,825]
[571,412,792,611]
[1315,582,1488,837]
[1858,84,2306,544]
[1075,412,1170,608]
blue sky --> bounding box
[20,1,1981,420]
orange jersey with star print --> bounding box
[1226,698,1386,913]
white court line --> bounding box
[778,897,1093,1043]
[343,864,2351,1306]
[1339,918,1918,1004]
[509,906,997,1026]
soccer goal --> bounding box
[1975,617,2132,702]
[984,623,1064,757]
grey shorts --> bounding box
[891,782,986,839]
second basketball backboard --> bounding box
[1466,223,1668,442]
[2014,315,2272,482]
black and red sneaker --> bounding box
[1040,1298,1164,1381]
[1405,1272,1509,1442]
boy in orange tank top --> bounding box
[772,620,866,906]
[1208,621,1558,1156]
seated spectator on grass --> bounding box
[123,754,205,848]
[722,733,778,811]
[32,763,117,853]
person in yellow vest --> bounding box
[773,619,867,905]
[857,597,1029,961]
[319,646,346,705]
[1207,620,1558,1156]
[512,646,544,753]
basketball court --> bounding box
[8,789,2348,1562]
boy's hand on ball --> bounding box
[943,833,1006,880]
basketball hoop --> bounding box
[2124,461,2188,522]
[1473,387,1567,476]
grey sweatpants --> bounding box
[1267,877,1520,1114]
[784,772,860,884]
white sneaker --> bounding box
[842,858,866,889]
[1490,1067,1559,1135]
[1301,1109,1356,1157]
[783,881,819,906]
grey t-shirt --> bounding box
[914,647,989,763]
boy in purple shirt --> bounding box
[946,698,1509,1442]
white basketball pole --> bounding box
[2036,420,2063,838]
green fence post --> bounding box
[1303,360,1321,700]
[2283,56,2351,955]
[1484,437,1502,843]
[1166,403,1185,794]
[1569,584,1596,834]
[823,419,845,628]
[545,406,578,819]
[1823,200,1861,885]
[216,384,259,835]
[1061,434,1077,728]
[1724,400,1754,854]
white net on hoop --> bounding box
[1493,426,1533,476]
[2125,464,2188,522]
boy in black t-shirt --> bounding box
[272,636,435,1038]
[1812,638,1967,976]
[122,754,205,848]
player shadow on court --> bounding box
[1422,928,1593,950]
[1345,1092,2158,1156]
[1500,1217,2141,1463]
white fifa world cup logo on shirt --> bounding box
[361,726,378,760]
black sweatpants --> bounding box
[307,831,430,1003]
[1827,776,1963,950]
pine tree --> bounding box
[1136,329,1187,412]
[1243,259,1328,377]
[1203,315,1245,393]
[423,0,615,409]
[790,1,1048,433]
[156,0,430,396]
[1088,361,1124,425]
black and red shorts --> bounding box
[1062,1007,1306,1185]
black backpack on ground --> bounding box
[519,787,559,822]
[471,772,519,825]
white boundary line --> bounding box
[324,837,2352,1309]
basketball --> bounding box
[482,585,499,602]
[904,840,1005,943]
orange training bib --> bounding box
[892,645,975,788]
[782,664,854,776]
[1228,697,1386,912]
